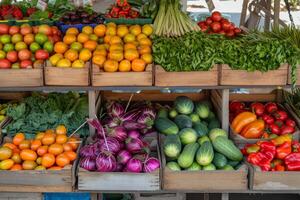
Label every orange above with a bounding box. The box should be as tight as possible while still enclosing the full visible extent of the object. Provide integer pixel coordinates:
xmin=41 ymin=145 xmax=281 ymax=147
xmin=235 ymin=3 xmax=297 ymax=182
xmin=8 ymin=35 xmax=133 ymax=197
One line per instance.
xmin=110 ymin=36 xmax=122 ymax=45
xmin=56 ymin=153 xmax=70 ymax=167
xmin=68 ymin=137 xmax=79 ymax=151
xmin=31 ymin=139 xmax=42 ymax=151
xmin=48 ymin=166 xmax=62 ymax=170
xmin=20 ymin=149 xmax=37 ymax=161
xmin=124 ymin=43 xmax=137 ymax=50
xmin=63 ymin=143 xmax=73 ymax=152
xmin=77 ymin=33 xmax=89 ymax=43
xmin=84 ymin=40 xmax=97 ymax=51
xmin=42 ymin=133 xmax=56 ymax=145
xmin=48 ymin=143 xmax=64 ymax=156
xmin=66 ymin=27 xmax=79 ymax=35
xmin=56 ymin=134 xmax=68 ymax=144
xmin=108 ymin=50 xmax=123 ymax=62
xmin=132 ymin=59 xmax=146 ymax=72
xmin=37 ymin=146 xmax=48 ymax=156
xmin=35 ymin=132 xmax=45 ymax=140
xmin=64 ymin=151 xmax=77 ymax=161
xmin=79 ymin=48 xmax=92 ymax=61
xmin=64 ymin=49 xmax=78 ymax=62
xmin=13 ymin=133 xmax=25 ymax=146
xmin=104 ymin=35 xmax=112 ymax=44
xmin=45 ymin=129 xmax=55 ymax=134
xmin=92 ymin=55 xmax=106 ymax=67
xmin=106 ymin=26 xmax=117 ymax=36
xmin=93 ymin=49 xmax=107 ymax=57
xmin=94 ymin=24 xmax=106 ymax=37
xmin=63 ymin=34 xmax=76 ymax=45
xmin=142 ymin=24 xmax=153 ymax=36
xmin=23 ymin=33 xmax=34 ymax=45
xmin=0 ymin=147 xmax=13 ymax=161
xmin=82 ymin=26 xmax=93 ymax=35
xmin=0 ymin=159 xmax=14 ymax=170
xmin=141 ymin=53 xmax=153 ymax=64
xmin=123 ymin=33 xmax=135 ymax=43
xmin=139 ymin=38 xmax=152 ymax=46
xmin=10 ymin=164 xmax=22 ymax=171
xmin=41 ymin=153 xmax=55 ymax=168
xmin=54 ymin=42 xmax=68 ymax=54
xmin=56 ymin=125 xmax=67 ymax=135
xmin=117 ymin=26 xmax=129 ymax=38
xmin=57 ymin=59 xmax=71 ymax=68
xmin=19 ymin=140 xmax=31 ymax=150
xmin=104 ymin=59 xmax=118 ymax=72
xmin=3 ymin=143 xmax=17 ymax=150
xmin=36 ymin=157 xmax=42 ymax=165
xmin=137 ymin=33 xmax=147 ymax=41
xmin=96 ymin=44 xmax=107 ymax=50
xmin=109 ymin=44 xmax=123 ymax=52
xmin=138 ymin=45 xmax=152 ymax=54
xmin=129 ymin=25 xmax=142 ymax=36
xmin=119 ymin=60 xmax=131 ymax=72
xmin=124 ymin=49 xmax=139 ymax=61
xmin=11 ymin=153 xmax=21 ymax=164
xmin=107 ymin=22 xmax=117 ymax=28
xmin=22 ymin=160 xmax=37 ymax=170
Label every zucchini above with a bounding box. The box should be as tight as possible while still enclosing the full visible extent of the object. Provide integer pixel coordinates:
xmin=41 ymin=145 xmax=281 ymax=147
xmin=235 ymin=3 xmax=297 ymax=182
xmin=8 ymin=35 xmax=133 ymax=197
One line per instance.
xmin=208 ymin=118 xmax=221 ymax=130
xmin=163 ymin=135 xmax=182 ymax=158
xmin=197 ymin=136 xmax=210 ymax=145
xmin=166 ymin=162 xmax=181 ymax=171
xmin=208 ymin=128 xmax=227 ymax=141
xmin=177 ymin=143 xmax=199 ymax=168
xmin=212 ymin=153 xmax=227 ymax=169
xmin=169 ymin=109 xmax=178 ymax=118
xmin=179 ymin=128 xmax=198 ymax=145
xmin=202 ymin=163 xmax=216 ymax=171
xmin=155 ymin=117 xmax=179 ymax=135
xmin=196 ymin=141 xmax=214 ymax=166
xmin=193 ymin=122 xmax=208 ymax=137
xmin=186 ymin=162 xmax=202 ymax=171
xmin=174 ymin=96 xmax=194 ymax=115
xmin=212 ymin=136 xmax=243 ymax=161
xmin=174 ymin=115 xmax=193 ymax=129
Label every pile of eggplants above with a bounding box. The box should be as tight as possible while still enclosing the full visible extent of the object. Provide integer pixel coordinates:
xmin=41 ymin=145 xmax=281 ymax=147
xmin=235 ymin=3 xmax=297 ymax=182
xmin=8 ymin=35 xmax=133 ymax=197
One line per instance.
xmin=80 ymin=101 xmax=160 ymax=173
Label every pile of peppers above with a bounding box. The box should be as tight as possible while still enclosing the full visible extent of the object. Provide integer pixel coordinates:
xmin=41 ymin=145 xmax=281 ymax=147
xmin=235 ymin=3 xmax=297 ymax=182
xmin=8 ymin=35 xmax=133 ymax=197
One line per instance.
xmin=243 ymin=134 xmax=300 ymax=171
xmin=106 ymin=0 xmax=140 ymax=19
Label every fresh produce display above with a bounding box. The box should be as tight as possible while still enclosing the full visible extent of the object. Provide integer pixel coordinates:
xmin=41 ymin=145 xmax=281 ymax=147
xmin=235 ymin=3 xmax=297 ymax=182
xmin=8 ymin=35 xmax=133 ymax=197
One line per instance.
xmin=197 ymin=11 xmax=241 ymax=37
xmin=4 ymin=92 xmax=88 ymax=137
xmin=91 ymin=23 xmax=153 ymax=72
xmin=80 ymin=101 xmax=160 ymax=172
xmin=153 ymin=0 xmax=200 ymax=37
xmin=0 ymin=103 xmax=10 ymax=123
xmin=230 ymin=101 xmax=297 ymax=139
xmin=106 ymin=0 xmax=140 ymax=19
xmin=284 ymin=88 xmax=300 ymax=118
xmin=153 ymin=31 xmax=299 ymax=74
xmin=140 ymin=0 xmax=159 ymax=19
xmin=0 ymin=24 xmax=61 ymax=69
xmin=60 ymin=8 xmax=105 ymax=25
xmin=243 ymin=135 xmax=300 ymax=171
xmin=0 ymin=125 xmax=79 ymax=170
xmin=156 ymin=96 xmax=243 ymax=171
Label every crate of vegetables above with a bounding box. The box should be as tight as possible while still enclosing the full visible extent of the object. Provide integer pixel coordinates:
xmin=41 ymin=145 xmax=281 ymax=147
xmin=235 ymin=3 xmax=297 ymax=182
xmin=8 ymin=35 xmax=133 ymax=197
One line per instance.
xmin=229 ymin=91 xmax=300 ymax=146
xmin=157 ymin=95 xmax=247 ymax=191
xmin=0 ymin=125 xmax=81 ymax=192
xmin=91 ymin=23 xmax=154 ymax=87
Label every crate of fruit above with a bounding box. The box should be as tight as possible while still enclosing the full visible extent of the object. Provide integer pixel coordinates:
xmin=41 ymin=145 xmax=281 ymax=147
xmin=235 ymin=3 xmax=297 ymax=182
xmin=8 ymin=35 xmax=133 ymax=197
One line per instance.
xmin=0 ymin=124 xmax=81 ymax=192
xmin=229 ymin=90 xmax=300 ymax=146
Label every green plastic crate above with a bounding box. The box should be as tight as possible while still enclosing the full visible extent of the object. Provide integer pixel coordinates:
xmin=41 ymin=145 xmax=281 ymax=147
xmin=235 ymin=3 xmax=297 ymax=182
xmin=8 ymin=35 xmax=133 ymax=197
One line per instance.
xmin=105 ymin=18 xmax=153 ymax=25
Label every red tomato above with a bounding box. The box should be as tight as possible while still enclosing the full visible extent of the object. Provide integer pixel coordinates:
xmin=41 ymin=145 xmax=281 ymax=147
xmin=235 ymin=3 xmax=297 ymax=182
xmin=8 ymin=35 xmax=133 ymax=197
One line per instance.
xmin=226 ymin=30 xmax=235 ymax=37
xmin=35 ymin=49 xmax=49 ymax=60
xmin=0 ymin=24 xmax=9 ymax=34
xmin=20 ymin=60 xmax=33 ymax=69
xmin=210 ymin=22 xmax=221 ymax=33
xmin=222 ymin=21 xmax=231 ymax=31
xmin=9 ymin=26 xmax=20 ymax=35
xmin=219 ymin=30 xmax=226 ymax=35
xmin=18 ymin=49 xmax=32 ymax=61
xmin=229 ymin=22 xmax=236 ymax=30
xmin=200 ymin=25 xmax=209 ymax=32
xmin=211 ymin=11 xmax=222 ymax=22
xmin=6 ymin=51 xmax=18 ymax=63
xmin=0 ymin=59 xmax=11 ymax=69
xmin=197 ymin=21 xmax=206 ymax=27
xmin=205 ymin=17 xmax=213 ymax=25
xmin=234 ymin=28 xmax=242 ymax=35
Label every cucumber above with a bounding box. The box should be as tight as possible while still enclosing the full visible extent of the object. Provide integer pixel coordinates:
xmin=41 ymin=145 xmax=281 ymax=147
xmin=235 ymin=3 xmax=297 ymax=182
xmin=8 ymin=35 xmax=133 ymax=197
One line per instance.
xmin=212 ymin=136 xmax=243 ymax=161
xmin=193 ymin=122 xmax=208 ymax=137
xmin=195 ymin=102 xmax=210 ymax=119
xmin=208 ymin=118 xmax=221 ymax=130
xmin=174 ymin=115 xmax=193 ymax=129
xmin=186 ymin=162 xmax=201 ymax=171
xmin=179 ymin=128 xmax=198 ymax=145
xmin=208 ymin=128 xmax=228 ymax=141
xmin=157 ymin=108 xmax=168 ymax=118
xmin=163 ymin=135 xmax=182 ymax=158
xmin=197 ymin=136 xmax=210 ymax=145
xmin=212 ymin=153 xmax=227 ymax=169
xmin=196 ymin=141 xmax=214 ymax=166
xmin=177 ymin=143 xmax=199 ymax=168
xmin=207 ymin=111 xmax=216 ymax=121
xmin=202 ymin=163 xmax=216 ymax=171
xmin=221 ymin=165 xmax=234 ymax=171
xmin=155 ymin=117 xmax=179 ymax=135
xmin=174 ymin=96 xmax=194 ymax=115
xmin=189 ymin=113 xmax=200 ymax=123
xmin=227 ymin=160 xmax=240 ymax=168
xmin=166 ymin=162 xmax=181 ymax=171
xmin=202 ymin=121 xmax=208 ymax=126
xmin=169 ymin=109 xmax=178 ymax=118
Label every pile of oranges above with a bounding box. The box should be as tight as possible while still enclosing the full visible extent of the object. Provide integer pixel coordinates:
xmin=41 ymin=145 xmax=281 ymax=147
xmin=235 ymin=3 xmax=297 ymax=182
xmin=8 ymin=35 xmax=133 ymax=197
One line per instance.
xmin=0 ymin=125 xmax=79 ymax=170
xmin=94 ymin=23 xmax=153 ymax=72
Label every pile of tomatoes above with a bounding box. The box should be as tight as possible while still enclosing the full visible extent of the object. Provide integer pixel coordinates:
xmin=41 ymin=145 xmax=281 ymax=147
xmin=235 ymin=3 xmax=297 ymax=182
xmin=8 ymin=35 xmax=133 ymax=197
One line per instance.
xmin=197 ymin=11 xmax=241 ymax=37
xmin=0 ymin=125 xmax=79 ymax=170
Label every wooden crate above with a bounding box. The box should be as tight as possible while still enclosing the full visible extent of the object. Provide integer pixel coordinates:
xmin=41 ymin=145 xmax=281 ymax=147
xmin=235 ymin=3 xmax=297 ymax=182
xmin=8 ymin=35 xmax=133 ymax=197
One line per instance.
xmin=288 ymin=65 xmax=300 ymax=85
xmin=92 ymin=64 xmax=153 ymax=86
xmin=45 ymin=61 xmax=90 ymax=86
xmin=229 ymin=90 xmax=300 ymax=145
xmin=0 ymin=66 xmax=43 ymax=87
xmin=134 ymin=193 xmax=186 ymax=200
xmin=249 ymin=165 xmax=300 ymax=190
xmin=154 ymin=65 xmax=218 ymax=87
xmin=220 ymin=64 xmax=288 ymax=86
xmin=0 ymin=193 xmax=42 ymax=200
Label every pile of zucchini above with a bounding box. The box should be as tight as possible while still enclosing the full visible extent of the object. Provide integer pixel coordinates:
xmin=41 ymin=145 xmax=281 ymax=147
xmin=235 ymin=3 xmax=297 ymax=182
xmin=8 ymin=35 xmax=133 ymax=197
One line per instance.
xmin=155 ymin=96 xmax=243 ymax=171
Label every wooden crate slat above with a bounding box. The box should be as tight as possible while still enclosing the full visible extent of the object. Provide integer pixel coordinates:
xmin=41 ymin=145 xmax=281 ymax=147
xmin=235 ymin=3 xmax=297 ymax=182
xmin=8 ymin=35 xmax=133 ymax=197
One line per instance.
xmin=0 ymin=69 xmax=43 ymax=87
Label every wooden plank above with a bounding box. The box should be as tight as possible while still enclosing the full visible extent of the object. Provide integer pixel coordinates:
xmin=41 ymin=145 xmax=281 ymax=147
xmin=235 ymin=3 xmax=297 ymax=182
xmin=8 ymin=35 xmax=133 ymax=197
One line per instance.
xmin=273 ymin=0 xmax=280 ymax=28
xmin=155 ymin=65 xmax=218 ymax=87
xmin=45 ymin=61 xmax=90 ymax=86
xmin=92 ymin=64 xmax=153 ymax=86
xmin=0 ymin=193 xmax=42 ymax=200
xmin=229 ymin=93 xmax=277 ymax=102
xmin=239 ymin=0 xmax=249 ymax=26
xmin=0 ymin=68 xmax=43 ymax=87
xmin=221 ymin=89 xmax=229 ymax=131
xmin=88 ymin=91 xmax=96 ymax=136
xmin=134 ymin=193 xmax=186 ymax=200
xmin=220 ymin=64 xmax=288 ymax=86
xmin=264 ymin=0 xmax=271 ymax=31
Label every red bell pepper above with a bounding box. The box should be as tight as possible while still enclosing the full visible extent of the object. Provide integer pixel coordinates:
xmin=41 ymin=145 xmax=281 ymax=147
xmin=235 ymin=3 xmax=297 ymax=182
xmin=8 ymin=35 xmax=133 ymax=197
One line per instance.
xmin=280 ymin=125 xmax=295 ymax=135
xmin=246 ymin=144 xmax=260 ymax=154
xmin=276 ymin=141 xmax=291 ymax=159
xmin=117 ymin=0 xmax=128 ymax=7
xmin=122 ymin=3 xmax=131 ymax=12
xmin=286 ymin=162 xmax=300 ymax=171
xmin=118 ymin=10 xmax=129 ymax=18
xmin=129 ymin=10 xmax=139 ymax=18
xmin=251 ymin=102 xmax=265 ymax=116
xmin=229 ymin=101 xmax=245 ymax=113
xmin=262 ymin=114 xmax=275 ymax=125
xmin=285 ymin=118 xmax=296 ymax=128
xmin=258 ymin=141 xmax=276 ymax=161
xmin=292 ymin=141 xmax=300 ymax=152
xmin=265 ymin=102 xmax=278 ymax=114
xmin=275 ymin=164 xmax=285 ymax=171
xmin=284 ymin=152 xmax=300 ymax=165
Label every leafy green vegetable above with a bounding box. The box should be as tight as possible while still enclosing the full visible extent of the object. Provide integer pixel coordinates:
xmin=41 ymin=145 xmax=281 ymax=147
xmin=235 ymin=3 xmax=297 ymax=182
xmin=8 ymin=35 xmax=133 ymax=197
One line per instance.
xmin=4 ymin=92 xmax=88 ymax=137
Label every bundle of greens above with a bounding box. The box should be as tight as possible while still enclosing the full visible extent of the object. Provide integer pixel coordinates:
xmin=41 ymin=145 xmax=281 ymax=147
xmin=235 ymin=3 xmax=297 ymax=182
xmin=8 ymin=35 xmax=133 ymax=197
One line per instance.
xmin=284 ymin=88 xmax=300 ymax=117
xmin=4 ymin=92 xmax=89 ymax=137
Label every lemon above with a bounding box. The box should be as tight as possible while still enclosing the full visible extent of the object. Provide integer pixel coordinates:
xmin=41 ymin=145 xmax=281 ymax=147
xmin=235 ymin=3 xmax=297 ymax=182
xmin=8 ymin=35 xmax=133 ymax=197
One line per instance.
xmin=142 ymin=24 xmax=153 ymax=36
xmin=49 ymin=53 xmax=63 ymax=66
xmin=72 ymin=60 xmax=85 ymax=68
xmin=56 ymin=59 xmax=71 ymax=68
xmin=124 ymin=33 xmax=136 ymax=43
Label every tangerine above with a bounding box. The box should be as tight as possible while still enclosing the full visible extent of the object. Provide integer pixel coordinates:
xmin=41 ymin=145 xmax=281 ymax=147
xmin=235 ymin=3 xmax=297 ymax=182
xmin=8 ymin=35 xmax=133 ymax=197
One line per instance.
xmin=104 ymin=59 xmax=118 ymax=72
xmin=66 ymin=27 xmax=79 ymax=35
xmin=94 ymin=24 xmax=106 ymax=37
xmin=20 ymin=149 xmax=37 ymax=161
xmin=31 ymin=139 xmax=42 ymax=151
xmin=124 ymin=49 xmax=139 ymax=61
xmin=119 ymin=60 xmax=131 ymax=72
xmin=64 ymin=49 xmax=78 ymax=62
xmin=56 ymin=153 xmax=70 ymax=167
xmin=41 ymin=153 xmax=55 ymax=168
xmin=77 ymin=33 xmax=89 ymax=43
xmin=132 ymin=59 xmax=146 ymax=72
xmin=48 ymin=143 xmax=64 ymax=156
xmin=84 ymin=40 xmax=97 ymax=51
xmin=54 ymin=42 xmax=68 ymax=54
xmin=92 ymin=55 xmax=106 ymax=67
xmin=22 ymin=160 xmax=37 ymax=170
xmin=37 ymin=146 xmax=48 ymax=157
xmin=56 ymin=125 xmax=67 ymax=135
xmin=13 ymin=133 xmax=25 ymax=146
xmin=56 ymin=134 xmax=68 ymax=144
xmin=63 ymin=34 xmax=76 ymax=45
xmin=79 ymin=48 xmax=92 ymax=61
